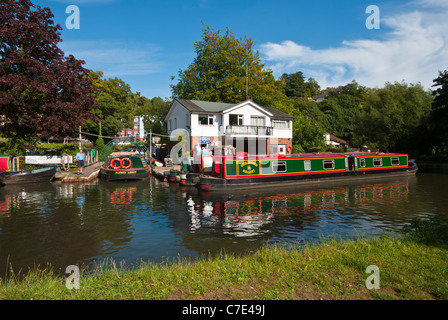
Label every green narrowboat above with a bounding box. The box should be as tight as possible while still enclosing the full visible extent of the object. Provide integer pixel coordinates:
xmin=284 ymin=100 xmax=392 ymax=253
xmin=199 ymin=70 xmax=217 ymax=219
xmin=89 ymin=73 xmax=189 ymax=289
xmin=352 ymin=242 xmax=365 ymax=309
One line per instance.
xmin=100 ymin=152 xmax=151 ymax=181
xmin=196 ymin=152 xmax=417 ymax=191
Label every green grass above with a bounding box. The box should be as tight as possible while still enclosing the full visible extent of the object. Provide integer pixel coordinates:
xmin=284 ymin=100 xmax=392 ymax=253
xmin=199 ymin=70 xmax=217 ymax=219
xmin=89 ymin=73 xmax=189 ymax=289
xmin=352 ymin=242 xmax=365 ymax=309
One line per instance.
xmin=1 ymin=217 xmax=448 ymax=300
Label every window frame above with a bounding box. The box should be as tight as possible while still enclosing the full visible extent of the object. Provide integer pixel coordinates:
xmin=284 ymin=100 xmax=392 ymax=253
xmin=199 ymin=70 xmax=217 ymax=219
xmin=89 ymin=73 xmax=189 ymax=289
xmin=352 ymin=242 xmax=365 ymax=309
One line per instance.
xmin=391 ymin=157 xmax=400 ymax=166
xmin=359 ymin=158 xmax=366 ymax=168
xmin=199 ymin=114 xmax=214 ymax=126
xmin=229 ymin=114 xmax=243 ymax=126
xmin=273 ymin=120 xmax=289 ymax=129
xmin=304 ymin=160 xmax=311 ymax=171
xmin=323 ymin=159 xmax=335 ymax=170
xmin=373 ymin=158 xmax=383 ymax=167
xmin=272 ymin=161 xmax=287 ymax=173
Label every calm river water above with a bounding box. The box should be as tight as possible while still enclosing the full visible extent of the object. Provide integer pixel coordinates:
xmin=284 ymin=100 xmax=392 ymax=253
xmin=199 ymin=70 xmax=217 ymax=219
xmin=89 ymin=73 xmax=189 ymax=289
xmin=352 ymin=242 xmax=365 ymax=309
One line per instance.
xmin=1 ymin=163 xmax=447 ymax=276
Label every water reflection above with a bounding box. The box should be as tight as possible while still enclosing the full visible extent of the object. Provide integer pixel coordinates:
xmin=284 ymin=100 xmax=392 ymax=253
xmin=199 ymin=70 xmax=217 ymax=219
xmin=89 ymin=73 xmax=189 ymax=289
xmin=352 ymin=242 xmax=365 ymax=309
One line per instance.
xmin=183 ymin=178 xmax=414 ymax=244
xmin=0 ymin=171 xmax=444 ymax=276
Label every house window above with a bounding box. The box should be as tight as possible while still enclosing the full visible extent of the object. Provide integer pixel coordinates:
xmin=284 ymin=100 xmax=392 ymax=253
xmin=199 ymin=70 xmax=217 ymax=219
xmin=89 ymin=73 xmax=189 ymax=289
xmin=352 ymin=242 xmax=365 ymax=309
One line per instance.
xmin=304 ymin=160 xmax=311 ymax=171
xmin=359 ymin=158 xmax=366 ymax=167
xmin=174 ymin=118 xmax=177 ymax=129
xmin=250 ymin=116 xmax=265 ymax=127
xmin=391 ymin=157 xmax=400 ymax=166
xmin=278 ymin=145 xmax=286 ymax=155
xmin=373 ymin=158 xmax=383 ymax=166
xmin=273 ymin=120 xmax=289 ymax=129
xmin=229 ymin=114 xmax=243 ymax=126
xmin=199 ymin=114 xmax=214 ymax=125
xmin=273 ymin=161 xmax=287 ymax=173
xmin=323 ymin=160 xmax=335 ymax=170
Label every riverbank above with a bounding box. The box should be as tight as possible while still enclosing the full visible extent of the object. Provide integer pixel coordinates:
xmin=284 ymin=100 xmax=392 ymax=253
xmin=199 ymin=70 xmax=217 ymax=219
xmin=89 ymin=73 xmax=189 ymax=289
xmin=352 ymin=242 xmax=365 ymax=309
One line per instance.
xmin=1 ymin=218 xmax=447 ymax=300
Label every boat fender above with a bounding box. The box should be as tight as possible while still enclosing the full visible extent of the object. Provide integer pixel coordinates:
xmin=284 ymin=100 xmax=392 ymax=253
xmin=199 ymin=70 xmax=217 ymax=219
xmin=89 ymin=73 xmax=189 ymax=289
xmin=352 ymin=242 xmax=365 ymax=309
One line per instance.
xmin=287 ymin=146 xmax=292 ymax=153
xmin=120 ymin=157 xmax=132 ymax=169
xmin=110 ymin=158 xmax=122 ymax=169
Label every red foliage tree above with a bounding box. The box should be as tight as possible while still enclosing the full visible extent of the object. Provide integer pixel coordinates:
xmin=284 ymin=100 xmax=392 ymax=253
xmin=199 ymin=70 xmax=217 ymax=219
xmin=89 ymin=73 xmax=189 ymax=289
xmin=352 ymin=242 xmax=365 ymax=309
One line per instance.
xmin=0 ymin=0 xmax=99 ymax=140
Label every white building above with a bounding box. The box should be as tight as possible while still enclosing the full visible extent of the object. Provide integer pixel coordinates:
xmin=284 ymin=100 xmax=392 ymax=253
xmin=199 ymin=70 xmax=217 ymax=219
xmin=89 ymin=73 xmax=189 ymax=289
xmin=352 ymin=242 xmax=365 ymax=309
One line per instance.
xmin=324 ymin=133 xmax=349 ymax=148
xmin=164 ymin=98 xmax=294 ymax=155
xmin=117 ymin=116 xmax=146 ymax=141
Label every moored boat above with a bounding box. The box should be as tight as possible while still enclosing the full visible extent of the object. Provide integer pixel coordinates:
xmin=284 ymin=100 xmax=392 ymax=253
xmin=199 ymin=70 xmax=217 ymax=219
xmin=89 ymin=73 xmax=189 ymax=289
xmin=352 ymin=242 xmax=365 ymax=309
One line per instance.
xmin=100 ymin=152 xmax=151 ymax=181
xmin=0 ymin=166 xmax=57 ymax=185
xmin=196 ymin=152 xmax=418 ymax=191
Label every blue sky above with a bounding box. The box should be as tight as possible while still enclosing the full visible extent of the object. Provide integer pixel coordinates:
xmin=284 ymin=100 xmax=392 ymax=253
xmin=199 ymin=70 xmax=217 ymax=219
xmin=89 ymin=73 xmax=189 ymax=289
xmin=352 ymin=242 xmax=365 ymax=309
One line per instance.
xmin=33 ymin=0 xmax=448 ymax=99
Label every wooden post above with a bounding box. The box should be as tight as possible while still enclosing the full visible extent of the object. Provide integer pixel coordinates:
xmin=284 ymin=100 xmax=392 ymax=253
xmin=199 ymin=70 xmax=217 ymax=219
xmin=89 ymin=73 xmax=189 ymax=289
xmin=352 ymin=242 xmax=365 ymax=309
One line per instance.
xmin=149 ymin=129 xmax=152 ymax=161
xmin=78 ymin=126 xmax=82 ymax=150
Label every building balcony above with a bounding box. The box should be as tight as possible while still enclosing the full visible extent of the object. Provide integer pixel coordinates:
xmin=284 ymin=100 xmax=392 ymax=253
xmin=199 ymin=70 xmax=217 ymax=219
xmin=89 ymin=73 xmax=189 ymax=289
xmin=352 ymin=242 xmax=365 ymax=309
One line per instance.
xmin=226 ymin=125 xmax=273 ymax=136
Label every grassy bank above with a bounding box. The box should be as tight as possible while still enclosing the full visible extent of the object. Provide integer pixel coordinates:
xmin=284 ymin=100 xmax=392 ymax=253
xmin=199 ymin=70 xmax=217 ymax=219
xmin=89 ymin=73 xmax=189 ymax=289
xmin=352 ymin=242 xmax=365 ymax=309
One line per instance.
xmin=1 ymin=218 xmax=447 ymax=300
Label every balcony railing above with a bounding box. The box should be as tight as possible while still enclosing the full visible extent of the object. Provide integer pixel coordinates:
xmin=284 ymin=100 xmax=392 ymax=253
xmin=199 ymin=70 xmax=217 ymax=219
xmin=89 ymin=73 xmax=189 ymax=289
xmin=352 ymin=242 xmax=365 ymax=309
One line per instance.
xmin=226 ymin=125 xmax=273 ymax=136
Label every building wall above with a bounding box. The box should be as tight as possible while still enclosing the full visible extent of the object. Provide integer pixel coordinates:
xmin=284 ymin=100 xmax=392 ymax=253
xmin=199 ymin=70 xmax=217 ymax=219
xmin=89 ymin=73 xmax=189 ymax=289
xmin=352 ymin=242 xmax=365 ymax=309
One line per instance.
xmin=190 ymin=113 xmax=222 ymax=138
xmin=166 ymin=101 xmax=294 ymax=155
xmin=223 ymin=104 xmax=272 ymax=127
xmin=167 ymin=102 xmax=190 ymax=135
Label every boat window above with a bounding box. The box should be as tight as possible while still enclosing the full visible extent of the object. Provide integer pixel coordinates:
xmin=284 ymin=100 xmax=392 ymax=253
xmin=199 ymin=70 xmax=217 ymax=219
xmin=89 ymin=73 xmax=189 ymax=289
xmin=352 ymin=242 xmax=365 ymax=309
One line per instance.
xmin=273 ymin=161 xmax=286 ymax=173
xmin=391 ymin=157 xmax=400 ymax=165
xmin=359 ymin=158 xmax=366 ymax=167
xmin=323 ymin=160 xmax=335 ymax=170
xmin=373 ymin=158 xmax=382 ymax=166
xmin=304 ymin=160 xmax=311 ymax=171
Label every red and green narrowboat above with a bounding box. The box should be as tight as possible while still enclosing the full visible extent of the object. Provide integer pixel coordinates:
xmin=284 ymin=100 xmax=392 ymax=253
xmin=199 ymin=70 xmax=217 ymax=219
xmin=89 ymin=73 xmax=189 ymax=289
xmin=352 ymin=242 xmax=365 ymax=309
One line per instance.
xmin=100 ymin=151 xmax=151 ymax=181
xmin=196 ymin=152 xmax=417 ymax=191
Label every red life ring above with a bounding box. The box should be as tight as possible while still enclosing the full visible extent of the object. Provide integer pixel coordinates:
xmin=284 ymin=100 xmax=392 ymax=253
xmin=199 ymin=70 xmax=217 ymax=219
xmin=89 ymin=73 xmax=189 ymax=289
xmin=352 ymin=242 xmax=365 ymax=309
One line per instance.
xmin=120 ymin=157 xmax=132 ymax=169
xmin=286 ymin=146 xmax=292 ymax=153
xmin=110 ymin=158 xmax=121 ymax=169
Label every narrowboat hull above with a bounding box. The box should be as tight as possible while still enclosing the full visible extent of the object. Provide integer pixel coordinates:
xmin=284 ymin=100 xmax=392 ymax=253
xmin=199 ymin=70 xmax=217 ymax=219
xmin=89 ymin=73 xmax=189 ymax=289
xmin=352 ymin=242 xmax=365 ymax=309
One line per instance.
xmin=100 ymin=154 xmax=151 ymax=181
xmin=0 ymin=166 xmax=57 ymax=185
xmin=99 ymin=167 xmax=151 ymax=181
xmin=196 ymin=153 xmax=418 ymax=191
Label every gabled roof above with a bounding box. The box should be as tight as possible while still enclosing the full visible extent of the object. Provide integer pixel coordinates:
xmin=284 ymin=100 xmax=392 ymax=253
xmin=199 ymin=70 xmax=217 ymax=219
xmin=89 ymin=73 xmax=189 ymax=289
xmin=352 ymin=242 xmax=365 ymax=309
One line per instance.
xmin=326 ymin=133 xmax=349 ymax=145
xmin=169 ymin=99 xmax=294 ymax=120
xmin=176 ymin=99 xmax=236 ymax=113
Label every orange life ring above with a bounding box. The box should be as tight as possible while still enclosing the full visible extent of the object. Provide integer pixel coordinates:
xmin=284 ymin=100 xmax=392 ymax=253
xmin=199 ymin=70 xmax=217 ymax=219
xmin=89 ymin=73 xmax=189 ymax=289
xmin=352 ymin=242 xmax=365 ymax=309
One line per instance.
xmin=120 ymin=157 xmax=132 ymax=169
xmin=110 ymin=158 xmax=121 ymax=169
xmin=286 ymin=146 xmax=292 ymax=153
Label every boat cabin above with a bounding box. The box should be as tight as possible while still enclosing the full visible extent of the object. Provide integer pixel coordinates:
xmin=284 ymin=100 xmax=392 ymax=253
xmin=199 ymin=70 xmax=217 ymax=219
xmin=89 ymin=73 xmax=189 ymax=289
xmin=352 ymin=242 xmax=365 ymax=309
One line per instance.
xmin=0 ymin=155 xmax=20 ymax=173
xmin=195 ymin=152 xmax=409 ymax=179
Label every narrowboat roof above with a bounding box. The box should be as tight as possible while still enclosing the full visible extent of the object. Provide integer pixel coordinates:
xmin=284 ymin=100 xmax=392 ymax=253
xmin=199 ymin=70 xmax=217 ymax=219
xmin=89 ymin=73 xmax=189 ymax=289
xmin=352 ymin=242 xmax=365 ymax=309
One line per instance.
xmin=228 ymin=152 xmax=408 ymax=159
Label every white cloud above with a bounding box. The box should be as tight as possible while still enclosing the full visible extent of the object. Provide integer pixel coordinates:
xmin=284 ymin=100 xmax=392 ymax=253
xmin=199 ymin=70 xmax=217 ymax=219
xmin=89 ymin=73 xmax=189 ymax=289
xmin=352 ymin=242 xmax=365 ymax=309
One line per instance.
xmin=260 ymin=3 xmax=448 ymax=90
xmin=60 ymin=41 xmax=164 ymax=77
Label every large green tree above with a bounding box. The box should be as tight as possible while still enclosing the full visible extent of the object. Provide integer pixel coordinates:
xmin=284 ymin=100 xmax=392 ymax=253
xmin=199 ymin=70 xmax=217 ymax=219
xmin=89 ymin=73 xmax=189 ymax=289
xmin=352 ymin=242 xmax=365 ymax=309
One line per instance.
xmin=134 ymin=96 xmax=171 ymax=137
xmin=428 ymin=69 xmax=448 ymax=154
xmin=171 ymin=24 xmax=288 ymax=109
xmin=281 ymin=71 xmax=320 ymax=98
xmin=85 ymin=71 xmax=136 ymax=138
xmin=354 ymin=81 xmax=432 ymax=152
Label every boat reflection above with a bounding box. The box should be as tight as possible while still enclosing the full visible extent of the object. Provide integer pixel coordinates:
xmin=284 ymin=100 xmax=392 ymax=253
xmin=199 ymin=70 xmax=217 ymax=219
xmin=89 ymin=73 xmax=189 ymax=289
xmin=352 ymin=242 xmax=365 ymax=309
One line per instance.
xmin=185 ymin=176 xmax=413 ymax=238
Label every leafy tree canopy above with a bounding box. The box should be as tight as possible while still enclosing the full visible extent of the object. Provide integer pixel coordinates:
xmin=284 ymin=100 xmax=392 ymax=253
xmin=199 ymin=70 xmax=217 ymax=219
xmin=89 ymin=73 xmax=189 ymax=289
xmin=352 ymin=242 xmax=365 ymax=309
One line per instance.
xmin=281 ymin=72 xmax=320 ymax=98
xmin=171 ymin=24 xmax=289 ymax=109
xmin=0 ymin=0 xmax=98 ymax=142
xmin=427 ymin=69 xmax=448 ymax=154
